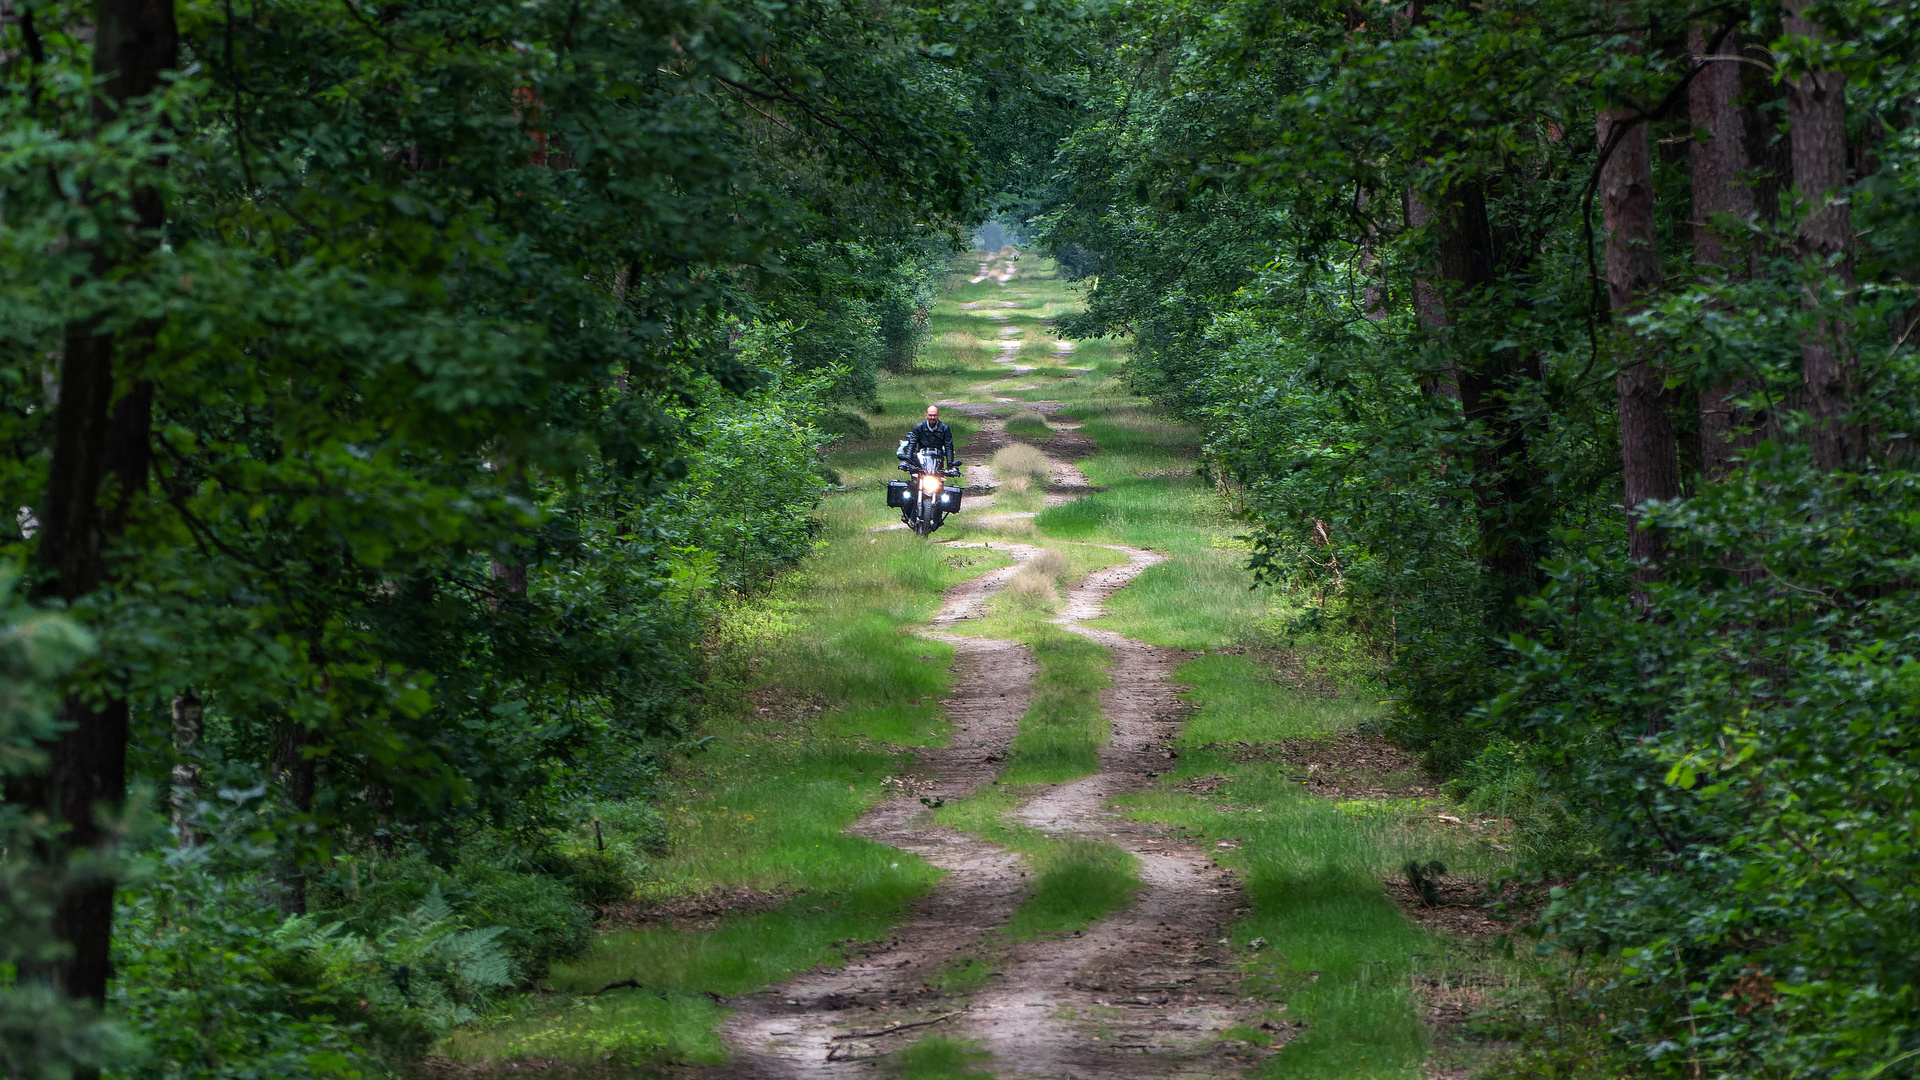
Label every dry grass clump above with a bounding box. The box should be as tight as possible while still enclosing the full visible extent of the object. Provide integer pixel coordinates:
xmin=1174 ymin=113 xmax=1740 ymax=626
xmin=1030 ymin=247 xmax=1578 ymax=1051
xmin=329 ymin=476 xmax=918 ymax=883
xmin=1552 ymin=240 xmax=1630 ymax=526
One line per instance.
xmin=1006 ymin=546 xmax=1072 ymax=606
xmin=1007 ymin=570 xmax=1058 ymax=604
xmin=992 ymin=444 xmax=1052 ymax=494
xmin=1026 ymin=547 xmax=1071 ymax=578
xmin=986 ymin=516 xmax=1037 ymax=536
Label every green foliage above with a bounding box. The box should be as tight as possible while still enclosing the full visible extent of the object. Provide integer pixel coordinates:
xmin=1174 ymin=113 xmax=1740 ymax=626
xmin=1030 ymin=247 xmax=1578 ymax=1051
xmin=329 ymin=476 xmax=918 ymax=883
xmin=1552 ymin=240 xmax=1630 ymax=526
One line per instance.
xmin=115 ymin=845 xmax=523 ymax=1076
xmin=892 ymin=1036 xmax=997 ymax=1080
xmin=1 ymin=0 xmax=1074 ymax=1070
xmin=1441 ymin=738 xmax=1597 ymax=872
xmin=1034 ymin=0 xmax=1920 ymax=1071
xmin=310 ymin=851 xmax=592 ymax=985
xmin=0 ymin=571 xmax=127 ymax=1078
xmin=1486 ymin=453 xmax=1920 ymax=1076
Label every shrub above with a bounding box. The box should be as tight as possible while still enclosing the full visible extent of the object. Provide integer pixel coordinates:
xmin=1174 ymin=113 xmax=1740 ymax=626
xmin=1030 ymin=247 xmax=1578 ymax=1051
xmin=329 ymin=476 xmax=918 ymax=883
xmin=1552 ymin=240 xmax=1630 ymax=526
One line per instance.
xmin=314 ymin=848 xmax=591 ymax=984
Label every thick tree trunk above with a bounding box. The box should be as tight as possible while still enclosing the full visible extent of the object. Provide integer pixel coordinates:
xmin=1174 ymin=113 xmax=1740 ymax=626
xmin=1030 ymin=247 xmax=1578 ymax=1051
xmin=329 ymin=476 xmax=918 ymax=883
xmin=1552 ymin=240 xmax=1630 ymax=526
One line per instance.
xmin=1410 ymin=180 xmax=1545 ymax=615
xmin=1689 ymin=29 xmax=1763 ymax=480
xmin=1356 ymin=187 xmax=1389 ymax=322
xmin=1687 ymin=30 xmax=1755 ymax=273
xmin=10 ymin=0 xmax=177 ymax=1014
xmin=1438 ymin=184 xmax=1544 ymax=616
xmin=1600 ymin=103 xmax=1680 ymax=573
xmin=1404 ymin=189 xmax=1458 ymax=400
xmin=1599 ymin=101 xmax=1679 ymax=575
xmin=1784 ymin=1 xmax=1858 ymax=471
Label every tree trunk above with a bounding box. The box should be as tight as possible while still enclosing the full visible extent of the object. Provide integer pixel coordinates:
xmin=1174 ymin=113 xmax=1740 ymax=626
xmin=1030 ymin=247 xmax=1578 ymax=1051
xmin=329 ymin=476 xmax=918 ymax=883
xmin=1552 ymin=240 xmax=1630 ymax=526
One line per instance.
xmin=491 ymin=558 xmax=529 ymax=610
xmin=1784 ymin=1 xmax=1858 ymax=471
xmin=273 ymin=721 xmax=317 ymax=916
xmin=1356 ymin=187 xmax=1389 ymax=323
xmin=1404 ymin=189 xmax=1458 ymax=400
xmin=9 ymin=0 xmax=177 ymax=1013
xmin=1436 ymin=183 xmax=1545 ymax=617
xmin=169 ymin=691 xmax=203 ymax=845
xmin=1689 ymin=28 xmax=1763 ymax=481
xmin=1599 ymin=101 xmax=1680 ymax=574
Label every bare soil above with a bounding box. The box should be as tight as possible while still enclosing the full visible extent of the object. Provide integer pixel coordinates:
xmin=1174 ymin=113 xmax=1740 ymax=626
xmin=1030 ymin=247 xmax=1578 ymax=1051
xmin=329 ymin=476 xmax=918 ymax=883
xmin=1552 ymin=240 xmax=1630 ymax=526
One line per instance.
xmin=688 ymin=443 xmax=1261 ymax=1078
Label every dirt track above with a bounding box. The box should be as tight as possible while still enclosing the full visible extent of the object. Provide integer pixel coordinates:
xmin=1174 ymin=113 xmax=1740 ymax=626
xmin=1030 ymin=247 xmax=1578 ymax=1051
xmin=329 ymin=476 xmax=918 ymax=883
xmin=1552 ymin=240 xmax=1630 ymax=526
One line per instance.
xmin=703 ymin=399 xmax=1257 ymax=1077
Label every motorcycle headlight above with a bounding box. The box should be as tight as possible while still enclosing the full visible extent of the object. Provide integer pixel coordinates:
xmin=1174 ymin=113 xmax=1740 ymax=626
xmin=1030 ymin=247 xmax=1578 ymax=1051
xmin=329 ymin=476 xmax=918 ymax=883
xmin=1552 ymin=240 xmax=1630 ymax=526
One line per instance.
xmin=920 ymin=475 xmax=941 ymax=493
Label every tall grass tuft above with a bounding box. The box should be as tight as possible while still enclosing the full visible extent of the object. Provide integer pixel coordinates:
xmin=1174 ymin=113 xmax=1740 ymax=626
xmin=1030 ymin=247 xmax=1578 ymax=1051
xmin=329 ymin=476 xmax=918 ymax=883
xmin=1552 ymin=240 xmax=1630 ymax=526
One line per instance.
xmin=991 ymin=443 xmax=1052 ymax=489
xmin=1005 ymin=547 xmax=1072 ymax=607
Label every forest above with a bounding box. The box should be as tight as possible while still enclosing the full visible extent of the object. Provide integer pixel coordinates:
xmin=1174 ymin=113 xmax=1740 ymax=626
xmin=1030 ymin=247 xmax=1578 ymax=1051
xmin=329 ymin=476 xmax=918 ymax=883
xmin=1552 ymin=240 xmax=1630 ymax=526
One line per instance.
xmin=1 ymin=0 xmax=1916 ymax=1076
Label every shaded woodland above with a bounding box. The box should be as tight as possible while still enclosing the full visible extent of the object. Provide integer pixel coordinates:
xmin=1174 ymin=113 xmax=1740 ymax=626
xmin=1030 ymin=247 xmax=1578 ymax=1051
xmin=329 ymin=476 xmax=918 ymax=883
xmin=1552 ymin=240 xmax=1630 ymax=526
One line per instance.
xmin=2 ymin=0 xmax=1918 ymax=1075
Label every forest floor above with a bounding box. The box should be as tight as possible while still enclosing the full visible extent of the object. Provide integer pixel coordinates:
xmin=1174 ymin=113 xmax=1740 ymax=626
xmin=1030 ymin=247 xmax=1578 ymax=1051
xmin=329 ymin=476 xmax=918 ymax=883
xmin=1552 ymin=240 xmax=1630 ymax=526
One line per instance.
xmin=430 ymin=256 xmax=1532 ymax=1080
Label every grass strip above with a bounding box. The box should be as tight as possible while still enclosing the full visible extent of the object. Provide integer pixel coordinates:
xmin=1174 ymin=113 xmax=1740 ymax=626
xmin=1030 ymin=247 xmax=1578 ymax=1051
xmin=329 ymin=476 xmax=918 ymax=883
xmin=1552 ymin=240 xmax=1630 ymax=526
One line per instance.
xmin=893 ymin=1036 xmax=997 ymax=1080
xmin=1118 ymin=760 xmax=1434 ymax=1080
xmin=935 ymin=784 xmax=1139 ymax=940
xmin=1172 ymin=653 xmax=1382 ymax=744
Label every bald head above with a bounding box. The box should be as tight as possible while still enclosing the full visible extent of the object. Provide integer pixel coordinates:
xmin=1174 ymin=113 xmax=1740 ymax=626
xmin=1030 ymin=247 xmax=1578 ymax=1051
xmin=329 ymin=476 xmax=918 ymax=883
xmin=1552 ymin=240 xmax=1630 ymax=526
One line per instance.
xmin=926 ymin=406 xmax=940 ymax=422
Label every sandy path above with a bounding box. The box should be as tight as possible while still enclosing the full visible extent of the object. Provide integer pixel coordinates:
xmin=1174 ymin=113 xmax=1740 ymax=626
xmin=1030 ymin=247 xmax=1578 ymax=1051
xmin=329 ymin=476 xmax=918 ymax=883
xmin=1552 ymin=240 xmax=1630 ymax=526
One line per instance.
xmin=706 ymin=538 xmax=1251 ymax=1080
xmin=712 ymin=545 xmax=1043 ymax=1077
xmin=941 ymin=548 xmax=1253 ymax=1079
xmin=704 ymin=283 xmax=1252 ymax=1080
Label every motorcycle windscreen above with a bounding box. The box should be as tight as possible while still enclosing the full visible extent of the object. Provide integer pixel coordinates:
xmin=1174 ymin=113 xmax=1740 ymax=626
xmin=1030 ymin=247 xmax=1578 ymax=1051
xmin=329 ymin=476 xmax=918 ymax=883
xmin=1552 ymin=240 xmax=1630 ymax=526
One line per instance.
xmin=886 ymin=481 xmax=910 ymax=508
xmin=935 ymin=486 xmax=964 ymax=512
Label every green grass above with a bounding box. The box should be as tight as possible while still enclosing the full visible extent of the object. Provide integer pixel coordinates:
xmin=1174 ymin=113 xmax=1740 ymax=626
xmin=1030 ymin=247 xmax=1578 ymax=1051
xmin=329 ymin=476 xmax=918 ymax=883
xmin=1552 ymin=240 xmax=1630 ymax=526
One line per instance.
xmin=893 ymin=1036 xmax=996 ymax=1080
xmin=1119 ymin=765 xmax=1437 ymax=1079
xmin=445 ymin=253 xmax=1495 ymax=1077
xmin=731 ymin=511 xmax=1014 ymax=747
xmin=551 ymin=873 xmax=931 ymax=997
xmin=1008 ymin=839 xmax=1138 ymax=939
xmin=1090 ymin=540 xmax=1279 ymax=650
xmin=933 ymin=954 xmax=995 ymax=994
xmin=1003 ymin=416 xmax=1051 ymax=438
xmin=1003 ymin=624 xmax=1109 ymax=782
xmin=935 ymin=785 xmax=1140 ymax=940
xmin=1174 ymin=653 xmax=1381 ymax=745
xmin=443 ymin=989 xmax=728 ymax=1068
xmin=442 ymin=490 xmax=1011 ymax=1069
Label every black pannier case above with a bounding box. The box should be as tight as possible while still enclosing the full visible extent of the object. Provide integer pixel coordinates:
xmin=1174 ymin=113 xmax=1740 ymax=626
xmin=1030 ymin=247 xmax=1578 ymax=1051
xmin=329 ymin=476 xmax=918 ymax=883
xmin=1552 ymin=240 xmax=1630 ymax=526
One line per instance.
xmin=886 ymin=481 xmax=911 ymax=508
xmin=936 ymin=486 xmax=964 ymax=512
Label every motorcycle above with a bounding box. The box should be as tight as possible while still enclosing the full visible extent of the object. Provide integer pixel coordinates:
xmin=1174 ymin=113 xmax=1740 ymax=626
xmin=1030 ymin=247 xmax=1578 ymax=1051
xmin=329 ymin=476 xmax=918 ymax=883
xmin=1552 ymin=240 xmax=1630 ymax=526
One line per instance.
xmin=888 ymin=446 xmax=965 ymax=536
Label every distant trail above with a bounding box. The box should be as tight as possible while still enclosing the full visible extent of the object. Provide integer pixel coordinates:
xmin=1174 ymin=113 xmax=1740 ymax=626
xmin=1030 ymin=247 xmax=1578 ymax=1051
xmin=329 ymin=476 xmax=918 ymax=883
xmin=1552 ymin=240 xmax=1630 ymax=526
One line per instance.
xmin=704 ymin=273 xmax=1254 ymax=1080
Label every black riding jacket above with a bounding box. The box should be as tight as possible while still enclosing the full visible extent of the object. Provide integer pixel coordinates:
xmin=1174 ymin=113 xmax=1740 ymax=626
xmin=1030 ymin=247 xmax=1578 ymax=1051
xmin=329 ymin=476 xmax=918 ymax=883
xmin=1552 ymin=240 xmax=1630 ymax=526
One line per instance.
xmin=903 ymin=419 xmax=957 ymax=466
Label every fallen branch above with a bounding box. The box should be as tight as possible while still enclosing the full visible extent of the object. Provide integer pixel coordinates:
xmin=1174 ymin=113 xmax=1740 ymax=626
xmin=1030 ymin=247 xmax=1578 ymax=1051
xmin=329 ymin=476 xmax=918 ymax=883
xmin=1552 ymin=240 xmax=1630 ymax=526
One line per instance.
xmin=830 ymin=1012 xmax=960 ymax=1040
xmin=591 ymin=979 xmax=725 ymax=1002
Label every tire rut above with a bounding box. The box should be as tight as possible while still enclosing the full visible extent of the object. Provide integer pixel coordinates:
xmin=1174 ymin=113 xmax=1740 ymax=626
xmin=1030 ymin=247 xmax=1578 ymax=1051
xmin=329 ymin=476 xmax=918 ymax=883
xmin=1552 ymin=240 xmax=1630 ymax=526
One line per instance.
xmin=946 ymin=549 xmax=1255 ymax=1080
xmin=705 ymin=546 xmax=1041 ymax=1079
xmin=702 ymin=296 xmax=1255 ymax=1078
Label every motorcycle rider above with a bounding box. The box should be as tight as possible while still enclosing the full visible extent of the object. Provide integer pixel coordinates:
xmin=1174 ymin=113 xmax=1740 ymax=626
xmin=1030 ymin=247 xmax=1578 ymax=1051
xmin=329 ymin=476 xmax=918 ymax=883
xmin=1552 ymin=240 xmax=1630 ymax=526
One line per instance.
xmin=899 ymin=406 xmax=960 ymax=524
xmin=902 ymin=405 xmax=960 ymax=467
